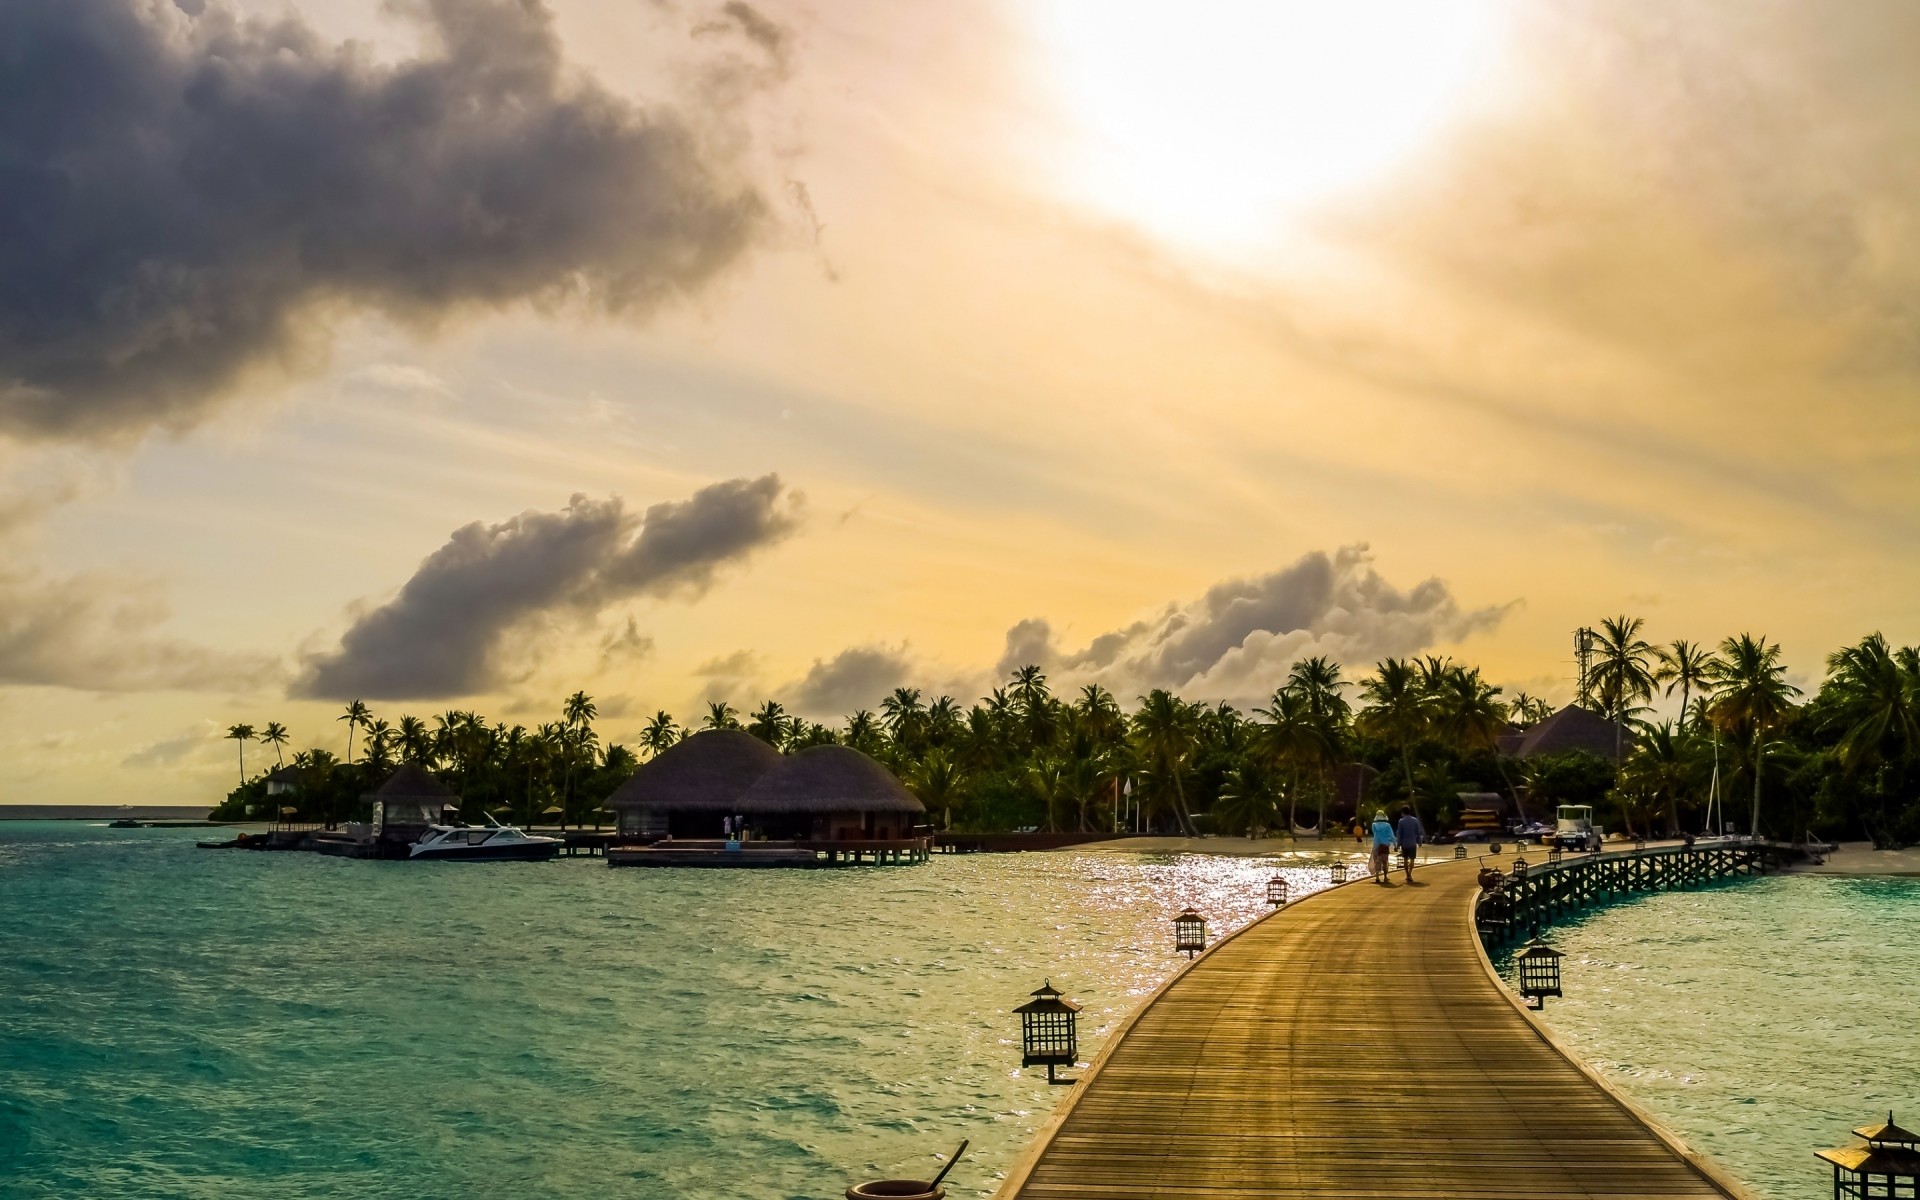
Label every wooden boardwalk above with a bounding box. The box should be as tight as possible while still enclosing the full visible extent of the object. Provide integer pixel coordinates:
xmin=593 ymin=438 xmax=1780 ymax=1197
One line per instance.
xmin=999 ymin=857 xmax=1745 ymax=1200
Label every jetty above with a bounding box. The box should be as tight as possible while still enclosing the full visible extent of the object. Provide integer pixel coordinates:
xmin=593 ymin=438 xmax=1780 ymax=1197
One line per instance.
xmin=999 ymin=850 xmax=1765 ymax=1200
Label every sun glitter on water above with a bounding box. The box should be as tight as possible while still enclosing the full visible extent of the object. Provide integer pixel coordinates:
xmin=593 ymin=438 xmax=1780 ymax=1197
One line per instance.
xmin=1036 ymin=0 xmax=1503 ymax=255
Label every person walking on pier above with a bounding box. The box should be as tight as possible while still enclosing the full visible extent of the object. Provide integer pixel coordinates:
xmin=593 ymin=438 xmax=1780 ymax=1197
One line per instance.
xmin=1369 ymin=809 xmax=1394 ymax=884
xmin=1396 ymin=805 xmax=1425 ymax=883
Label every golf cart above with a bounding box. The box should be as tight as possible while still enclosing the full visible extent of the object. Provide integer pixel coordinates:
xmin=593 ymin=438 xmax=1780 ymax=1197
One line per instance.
xmin=1554 ymin=804 xmax=1603 ymax=852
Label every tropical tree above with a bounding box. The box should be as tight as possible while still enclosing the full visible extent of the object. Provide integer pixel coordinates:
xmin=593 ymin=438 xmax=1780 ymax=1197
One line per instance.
xmin=747 ymin=700 xmax=790 ymax=748
xmin=1817 ymin=633 xmax=1920 ymax=845
xmin=640 ymin=711 xmax=681 ymax=757
xmin=702 ymin=702 xmax=740 ymax=731
xmin=1655 ymin=639 xmax=1721 ymax=733
xmin=1430 ymin=664 xmax=1525 ymax=822
xmin=1707 ymin=633 xmax=1801 ymax=838
xmin=1357 ymin=658 xmax=1430 ymax=820
xmin=1215 ymin=757 xmax=1280 ymax=837
xmin=396 ymin=715 xmax=432 ymax=764
xmin=1587 ymin=616 xmax=1658 ymax=727
xmin=258 ymin=721 xmax=289 ymax=769
xmin=1130 ymin=689 xmax=1200 ymax=837
xmin=225 ymin=723 xmax=256 ymax=785
xmin=338 ymin=700 xmax=371 ymax=764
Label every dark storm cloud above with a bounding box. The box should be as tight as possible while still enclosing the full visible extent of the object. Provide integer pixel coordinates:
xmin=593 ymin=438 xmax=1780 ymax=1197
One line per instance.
xmin=0 ymin=0 xmax=779 ymax=441
xmin=0 ymin=569 xmax=276 ymax=692
xmin=294 ymin=475 xmax=801 ymax=700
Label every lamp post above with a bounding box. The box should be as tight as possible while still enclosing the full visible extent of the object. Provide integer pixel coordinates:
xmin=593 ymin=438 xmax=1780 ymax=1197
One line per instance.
xmin=1817 ymin=1112 xmax=1920 ymax=1200
xmin=1265 ymin=875 xmax=1289 ymax=907
xmin=1173 ymin=907 xmax=1207 ymax=958
xmin=1512 ymin=855 xmax=1530 ymax=881
xmin=1329 ymin=861 xmax=1349 ymax=885
xmin=1455 ymin=844 xmax=1468 ymax=859
xmin=1014 ymin=981 xmax=1081 ymax=1085
xmin=1547 ymin=847 xmax=1563 ymax=866
xmin=1516 ymin=939 xmax=1563 ymax=1009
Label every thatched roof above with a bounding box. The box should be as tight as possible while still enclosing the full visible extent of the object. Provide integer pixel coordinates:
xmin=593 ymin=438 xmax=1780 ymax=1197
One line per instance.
xmin=363 ymin=763 xmax=456 ymax=802
xmin=1513 ymin=705 xmax=1633 ymax=761
xmin=734 ymin=745 xmax=926 ymax=815
xmin=605 ymin=729 xmax=781 ymax=812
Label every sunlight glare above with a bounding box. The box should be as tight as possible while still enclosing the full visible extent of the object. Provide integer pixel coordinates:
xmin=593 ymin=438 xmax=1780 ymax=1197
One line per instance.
xmin=1038 ymin=0 xmax=1501 ymax=254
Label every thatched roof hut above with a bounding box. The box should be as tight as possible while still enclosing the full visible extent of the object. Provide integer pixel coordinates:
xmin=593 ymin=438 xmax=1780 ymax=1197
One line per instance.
xmin=606 ymin=730 xmax=782 ymax=813
xmin=1513 ymin=705 xmax=1634 ymax=761
xmin=364 ymin=763 xmax=458 ymax=839
xmin=733 ymin=745 xmax=925 ymax=818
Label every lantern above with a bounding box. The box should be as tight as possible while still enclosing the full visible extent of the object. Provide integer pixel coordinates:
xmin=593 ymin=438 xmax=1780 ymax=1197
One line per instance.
xmin=1475 ymin=888 xmax=1512 ymax=939
xmin=1818 ymin=1112 xmax=1920 ymax=1200
xmin=1512 ymin=855 xmax=1530 ymax=881
xmin=1329 ymin=861 xmax=1349 ymax=885
xmin=1265 ymin=876 xmax=1289 ymax=907
xmin=1516 ymin=939 xmax=1563 ymax=1008
xmin=1454 ymin=844 xmax=1468 ymax=859
xmin=1173 ymin=907 xmax=1207 ymax=958
xmin=1014 ymin=980 xmax=1081 ymax=1085
xmin=1547 ymin=847 xmax=1563 ymax=866
xmin=1635 ymin=837 xmax=1648 ymax=852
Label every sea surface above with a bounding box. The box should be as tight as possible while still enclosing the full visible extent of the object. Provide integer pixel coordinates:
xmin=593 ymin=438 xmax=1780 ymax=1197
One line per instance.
xmin=0 ymin=823 xmax=1334 ymax=1199
xmin=1 ymin=824 xmax=1912 ymax=1200
xmin=1510 ymin=871 xmax=1920 ymax=1200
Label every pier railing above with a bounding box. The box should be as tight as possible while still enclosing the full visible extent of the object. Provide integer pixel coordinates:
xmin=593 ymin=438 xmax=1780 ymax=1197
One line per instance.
xmin=1475 ymin=842 xmax=1791 ymax=949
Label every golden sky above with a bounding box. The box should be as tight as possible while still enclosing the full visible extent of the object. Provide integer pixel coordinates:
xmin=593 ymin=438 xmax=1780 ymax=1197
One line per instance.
xmin=3 ymin=0 xmax=1917 ymax=803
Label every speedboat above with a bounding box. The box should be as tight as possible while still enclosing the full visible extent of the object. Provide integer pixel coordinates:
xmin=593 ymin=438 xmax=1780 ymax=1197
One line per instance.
xmin=409 ymin=819 xmax=561 ymax=862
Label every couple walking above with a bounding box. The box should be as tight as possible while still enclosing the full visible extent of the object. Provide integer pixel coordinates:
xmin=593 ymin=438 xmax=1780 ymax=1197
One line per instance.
xmin=1368 ymin=806 xmax=1423 ymax=885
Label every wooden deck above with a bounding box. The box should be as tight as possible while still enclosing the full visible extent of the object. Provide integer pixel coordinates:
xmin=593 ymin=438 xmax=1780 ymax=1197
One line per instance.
xmin=999 ymin=857 xmax=1747 ymax=1200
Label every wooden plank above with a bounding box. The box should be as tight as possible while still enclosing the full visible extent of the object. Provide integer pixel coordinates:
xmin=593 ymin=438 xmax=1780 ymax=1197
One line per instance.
xmin=997 ymin=859 xmax=1751 ymax=1200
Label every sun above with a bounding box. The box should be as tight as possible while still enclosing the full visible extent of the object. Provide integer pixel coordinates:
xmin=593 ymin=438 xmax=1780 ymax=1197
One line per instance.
xmin=1035 ymin=0 xmax=1502 ymax=254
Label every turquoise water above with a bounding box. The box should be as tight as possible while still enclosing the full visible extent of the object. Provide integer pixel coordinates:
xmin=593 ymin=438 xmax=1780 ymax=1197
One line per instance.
xmin=1514 ymin=873 xmax=1920 ymax=1200
xmin=6 ymin=826 xmax=1912 ymax=1200
xmin=0 ymin=824 xmax=1341 ymax=1199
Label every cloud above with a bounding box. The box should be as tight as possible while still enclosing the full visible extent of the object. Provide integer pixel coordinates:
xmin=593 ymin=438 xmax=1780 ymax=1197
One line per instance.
xmin=1004 ymin=546 xmax=1510 ymax=703
xmin=598 ymin=618 xmax=656 ymax=669
xmin=787 ymin=645 xmax=915 ymax=717
xmin=1000 ymin=546 xmax=1511 ymax=704
xmin=122 ymin=720 xmax=224 ymax=769
xmin=294 ymin=474 xmax=801 ymax=700
xmin=0 ymin=0 xmax=782 ymax=442
xmin=0 ymin=571 xmax=276 ymax=692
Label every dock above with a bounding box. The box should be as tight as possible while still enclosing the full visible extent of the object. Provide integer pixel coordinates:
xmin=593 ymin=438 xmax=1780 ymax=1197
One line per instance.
xmin=998 ymin=855 xmax=1749 ymax=1200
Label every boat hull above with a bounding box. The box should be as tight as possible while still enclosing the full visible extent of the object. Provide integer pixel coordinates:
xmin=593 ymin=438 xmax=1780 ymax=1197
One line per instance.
xmin=410 ymin=842 xmax=561 ymax=863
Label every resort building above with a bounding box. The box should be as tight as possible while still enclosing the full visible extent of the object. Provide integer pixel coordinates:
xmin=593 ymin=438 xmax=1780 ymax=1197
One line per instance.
xmin=1511 ymin=705 xmax=1636 ymax=761
xmin=605 ymin=733 xmax=930 ymax=867
xmin=605 ymin=729 xmax=783 ymax=839
xmin=365 ymin=763 xmax=459 ymax=846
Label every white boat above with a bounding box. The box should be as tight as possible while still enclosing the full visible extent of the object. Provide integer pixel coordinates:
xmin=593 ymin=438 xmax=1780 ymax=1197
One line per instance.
xmin=409 ymin=819 xmax=561 ymax=862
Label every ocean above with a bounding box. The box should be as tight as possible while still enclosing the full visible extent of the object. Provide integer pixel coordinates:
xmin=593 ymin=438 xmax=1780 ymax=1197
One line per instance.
xmin=1 ymin=823 xmax=1911 ymax=1199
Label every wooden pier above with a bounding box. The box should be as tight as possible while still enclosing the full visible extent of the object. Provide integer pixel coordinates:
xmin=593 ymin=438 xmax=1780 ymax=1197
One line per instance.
xmin=1478 ymin=841 xmax=1787 ymax=948
xmin=998 ymin=852 xmax=1754 ymax=1200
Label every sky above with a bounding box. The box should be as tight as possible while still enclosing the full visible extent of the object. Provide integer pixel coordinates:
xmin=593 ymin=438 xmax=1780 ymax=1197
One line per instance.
xmin=4 ymin=0 xmax=1918 ymax=804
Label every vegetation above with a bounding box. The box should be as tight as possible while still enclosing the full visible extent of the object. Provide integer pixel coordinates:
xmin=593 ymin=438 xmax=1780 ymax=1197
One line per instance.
xmin=211 ymin=621 xmax=1920 ymax=847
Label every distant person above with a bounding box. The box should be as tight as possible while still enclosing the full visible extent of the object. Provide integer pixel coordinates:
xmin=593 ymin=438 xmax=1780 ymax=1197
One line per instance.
xmin=723 ymin=816 xmax=733 ymax=840
xmin=1369 ymin=809 xmax=1395 ymax=885
xmin=1396 ymin=805 xmax=1425 ymax=883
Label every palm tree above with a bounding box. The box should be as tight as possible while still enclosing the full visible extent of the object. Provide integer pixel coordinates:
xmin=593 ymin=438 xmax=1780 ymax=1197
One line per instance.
xmin=1707 ymin=633 xmax=1800 ymax=839
xmin=1215 ymin=758 xmax=1280 ymax=837
xmin=1655 ymin=639 xmax=1721 ymax=733
xmin=1588 ymin=616 xmax=1658 ymax=725
xmin=747 ymin=701 xmax=789 ymax=748
xmin=362 ymin=719 xmax=396 ymax=773
xmin=396 ymin=715 xmax=432 ymax=764
xmin=1254 ymin=687 xmax=1325 ymax=836
xmin=258 ymin=722 xmax=289 ymax=769
xmin=1430 ymin=664 xmax=1525 ymax=822
xmin=640 ymin=711 xmax=681 ymax=757
xmin=908 ymin=750 xmax=966 ymax=829
xmin=1820 ymin=634 xmax=1920 ymax=844
xmin=1130 ymin=689 xmax=1200 ymax=837
xmin=225 ymin=724 xmax=256 ymax=785
xmin=843 ymin=710 xmax=884 ymax=756
xmin=702 ymin=701 xmax=740 ymax=731
xmin=1506 ymin=692 xmax=1553 ymax=727
xmin=563 ymin=691 xmax=598 ymax=731
xmin=1357 ymin=658 xmax=1429 ymax=821
xmin=879 ymin=687 xmax=925 ymax=750
xmin=338 ymin=699 xmax=371 ymax=764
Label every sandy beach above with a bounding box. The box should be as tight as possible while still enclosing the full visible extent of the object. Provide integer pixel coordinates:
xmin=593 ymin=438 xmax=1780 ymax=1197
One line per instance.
xmin=1786 ymin=841 xmax=1920 ymax=876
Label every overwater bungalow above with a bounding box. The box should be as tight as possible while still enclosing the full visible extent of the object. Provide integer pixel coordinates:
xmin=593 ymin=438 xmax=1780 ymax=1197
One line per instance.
xmin=606 ymin=735 xmax=930 ymax=867
xmin=365 ymin=763 xmax=460 ymax=849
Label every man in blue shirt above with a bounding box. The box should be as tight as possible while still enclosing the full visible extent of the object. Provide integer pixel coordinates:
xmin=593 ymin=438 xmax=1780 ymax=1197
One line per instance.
xmin=1395 ymin=805 xmax=1425 ymax=883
